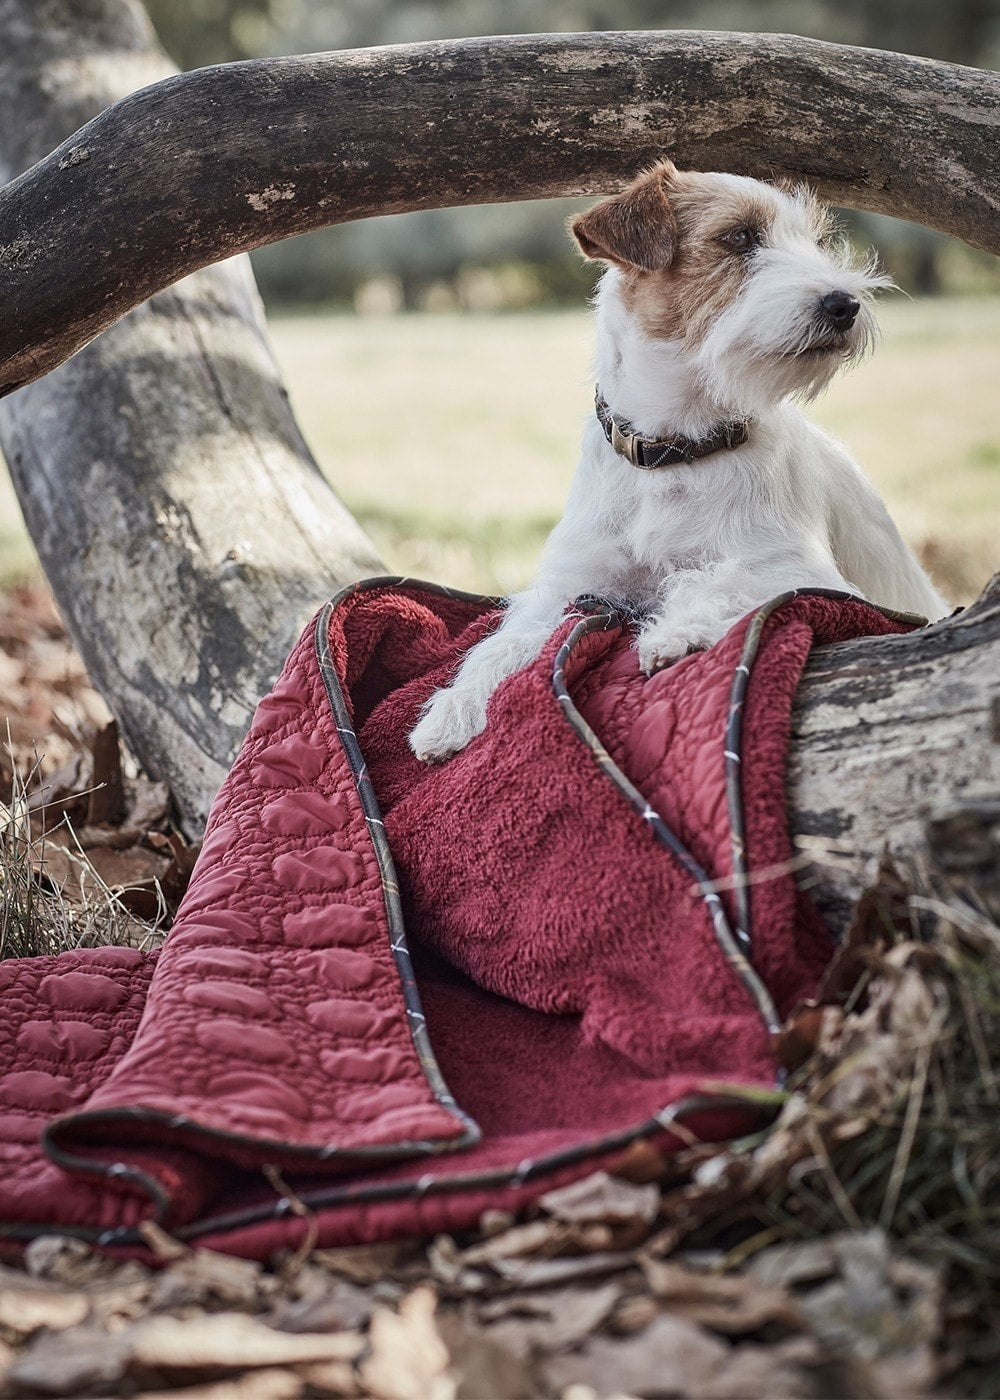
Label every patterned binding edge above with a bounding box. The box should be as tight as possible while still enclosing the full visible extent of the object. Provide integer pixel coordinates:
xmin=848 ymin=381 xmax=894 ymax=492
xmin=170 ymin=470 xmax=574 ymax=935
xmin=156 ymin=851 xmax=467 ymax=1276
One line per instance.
xmin=313 ymin=592 xmax=481 ymax=1150
xmin=552 ymin=604 xmax=783 ymax=1038
xmin=723 ymin=587 xmax=928 ymax=952
xmin=0 ymin=1088 xmax=770 ymax=1247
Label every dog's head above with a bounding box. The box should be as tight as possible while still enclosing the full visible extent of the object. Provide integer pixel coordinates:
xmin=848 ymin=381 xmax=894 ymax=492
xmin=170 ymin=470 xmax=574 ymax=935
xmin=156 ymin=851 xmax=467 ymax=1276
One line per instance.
xmin=571 ymin=161 xmax=890 ymax=414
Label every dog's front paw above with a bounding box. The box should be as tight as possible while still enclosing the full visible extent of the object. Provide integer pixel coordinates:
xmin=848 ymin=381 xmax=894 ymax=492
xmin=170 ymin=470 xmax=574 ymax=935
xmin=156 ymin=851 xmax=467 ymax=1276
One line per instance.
xmin=636 ymin=617 xmax=726 ymax=675
xmin=407 ymin=686 xmax=488 ymax=763
xmin=637 ymin=633 xmax=700 ymax=675
xmin=637 ymin=636 xmax=685 ymax=675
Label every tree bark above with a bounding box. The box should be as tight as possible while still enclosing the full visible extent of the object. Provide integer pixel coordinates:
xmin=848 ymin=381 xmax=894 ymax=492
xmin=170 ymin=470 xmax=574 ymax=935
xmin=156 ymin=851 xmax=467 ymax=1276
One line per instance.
xmin=789 ymin=576 xmax=1000 ymax=922
xmin=2 ymin=30 xmax=1000 ymax=396
xmin=0 ymin=0 xmax=383 ymax=832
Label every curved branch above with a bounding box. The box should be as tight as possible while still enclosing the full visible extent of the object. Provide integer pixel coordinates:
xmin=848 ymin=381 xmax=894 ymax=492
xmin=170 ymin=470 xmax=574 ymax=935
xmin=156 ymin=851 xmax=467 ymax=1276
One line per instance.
xmin=2 ymin=31 xmax=1000 ymax=395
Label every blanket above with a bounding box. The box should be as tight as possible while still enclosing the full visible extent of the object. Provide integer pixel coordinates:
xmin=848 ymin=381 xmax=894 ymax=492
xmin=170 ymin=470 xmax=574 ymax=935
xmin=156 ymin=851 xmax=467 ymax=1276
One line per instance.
xmin=0 ymin=580 xmax=915 ymax=1260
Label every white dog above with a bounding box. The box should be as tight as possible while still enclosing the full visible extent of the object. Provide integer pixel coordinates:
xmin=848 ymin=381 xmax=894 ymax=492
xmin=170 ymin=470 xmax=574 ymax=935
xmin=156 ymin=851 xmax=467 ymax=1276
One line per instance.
xmin=409 ymin=160 xmax=947 ymax=763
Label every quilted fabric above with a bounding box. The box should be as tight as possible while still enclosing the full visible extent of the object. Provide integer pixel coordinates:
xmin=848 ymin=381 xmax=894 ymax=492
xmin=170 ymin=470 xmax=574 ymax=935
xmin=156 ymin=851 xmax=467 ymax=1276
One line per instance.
xmin=0 ymin=580 xmax=916 ymax=1259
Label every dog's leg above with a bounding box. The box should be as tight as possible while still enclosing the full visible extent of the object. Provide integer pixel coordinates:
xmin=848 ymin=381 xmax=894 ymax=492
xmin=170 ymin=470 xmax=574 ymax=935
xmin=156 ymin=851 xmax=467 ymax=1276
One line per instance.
xmin=816 ymin=433 xmax=950 ymax=620
xmin=637 ymin=543 xmax=856 ymax=673
xmin=409 ymin=471 xmax=632 ymax=761
xmin=408 ymin=584 xmax=578 ymax=762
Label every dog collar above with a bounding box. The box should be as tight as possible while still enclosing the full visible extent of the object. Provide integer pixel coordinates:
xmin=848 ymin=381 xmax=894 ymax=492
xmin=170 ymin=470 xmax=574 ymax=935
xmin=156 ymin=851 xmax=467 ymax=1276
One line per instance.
xmin=595 ymin=389 xmax=751 ymax=469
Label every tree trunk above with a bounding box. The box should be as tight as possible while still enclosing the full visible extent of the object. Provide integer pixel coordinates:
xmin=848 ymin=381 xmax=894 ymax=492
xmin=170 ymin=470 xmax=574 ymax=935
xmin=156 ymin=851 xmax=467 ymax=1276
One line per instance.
xmin=0 ymin=0 xmax=384 ymax=832
xmin=0 ymin=7 xmax=997 ymax=912
xmin=789 ymin=575 xmax=1000 ymax=922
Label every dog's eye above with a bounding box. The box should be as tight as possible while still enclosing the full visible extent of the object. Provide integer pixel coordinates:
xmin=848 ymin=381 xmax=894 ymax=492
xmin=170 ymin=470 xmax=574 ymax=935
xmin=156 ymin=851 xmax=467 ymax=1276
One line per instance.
xmin=718 ymin=226 xmax=759 ymax=254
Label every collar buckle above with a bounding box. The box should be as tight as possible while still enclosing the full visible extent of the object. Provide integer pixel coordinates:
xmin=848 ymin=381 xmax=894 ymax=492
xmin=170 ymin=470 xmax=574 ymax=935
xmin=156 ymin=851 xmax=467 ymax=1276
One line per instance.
xmin=596 ymin=385 xmax=751 ymax=471
xmin=609 ymin=416 xmax=641 ymax=466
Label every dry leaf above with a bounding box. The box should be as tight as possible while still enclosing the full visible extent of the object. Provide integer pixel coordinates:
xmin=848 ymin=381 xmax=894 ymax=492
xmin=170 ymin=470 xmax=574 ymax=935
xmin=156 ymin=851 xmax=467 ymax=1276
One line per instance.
xmin=481 ymin=1281 xmax=622 ymax=1356
xmin=538 ymin=1171 xmax=660 ymax=1226
xmin=149 ymin=1250 xmax=271 ymax=1311
xmin=426 ymin=1235 xmax=490 ymax=1293
xmin=610 ymin=1139 xmax=672 ymax=1184
xmin=270 ymin=1275 xmax=372 ymax=1334
xmin=492 ymin=1250 xmax=637 ymax=1290
xmin=639 ymin=1258 xmax=804 ymax=1334
xmin=459 ymin=1220 xmax=561 ymax=1267
xmin=695 ymin=1335 xmax=823 ymax=1399
xmin=361 ymin=1287 xmax=453 ymax=1400
xmin=22 ymin=1235 xmax=148 ymax=1288
xmin=137 ymin=1220 xmax=189 ymax=1263
xmin=746 ymin=1238 xmax=839 ymax=1290
xmin=126 ymin=776 xmax=172 ymax=832
xmin=798 ymin=1231 xmax=942 ymax=1360
xmin=128 ymin=1312 xmax=364 ymax=1372
xmin=609 ymin=1292 xmax=659 ymax=1334
xmin=867 ymin=1346 xmax=941 ymax=1398
xmin=0 ymin=1287 xmax=88 ymax=1335
xmin=86 ymin=719 xmax=125 ymax=825
xmin=437 ymin=1312 xmax=538 ymax=1400
xmin=478 ymin=1210 xmax=516 ymax=1237
xmin=295 ymin=1358 xmax=360 ymax=1396
xmin=542 ymin=1311 xmax=729 ymax=1396
xmin=26 ymin=751 xmax=89 ymax=821
xmin=6 ymin=1326 xmax=131 ymax=1395
xmin=310 ymin=1240 xmax=418 ymax=1286
xmin=131 ymin=1370 xmax=305 ymax=1400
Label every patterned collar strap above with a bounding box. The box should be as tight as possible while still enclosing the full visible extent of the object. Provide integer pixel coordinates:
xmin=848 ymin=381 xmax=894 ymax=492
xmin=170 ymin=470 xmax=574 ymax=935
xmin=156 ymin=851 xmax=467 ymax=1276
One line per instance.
xmin=595 ymin=388 xmax=751 ymax=470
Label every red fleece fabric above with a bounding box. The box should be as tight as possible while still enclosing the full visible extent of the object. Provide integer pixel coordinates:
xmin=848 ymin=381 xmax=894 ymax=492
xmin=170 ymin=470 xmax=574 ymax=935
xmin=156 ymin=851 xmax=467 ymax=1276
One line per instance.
xmin=0 ymin=582 xmax=914 ymax=1259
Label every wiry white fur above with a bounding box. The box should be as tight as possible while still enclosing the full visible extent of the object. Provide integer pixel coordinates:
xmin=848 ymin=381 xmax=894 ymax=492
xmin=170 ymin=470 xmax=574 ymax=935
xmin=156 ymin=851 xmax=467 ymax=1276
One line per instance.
xmin=409 ymin=171 xmax=947 ymax=763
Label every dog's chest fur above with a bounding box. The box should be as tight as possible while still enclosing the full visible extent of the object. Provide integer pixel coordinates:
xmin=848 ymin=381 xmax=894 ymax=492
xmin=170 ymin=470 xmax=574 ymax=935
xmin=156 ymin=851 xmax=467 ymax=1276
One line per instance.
xmin=575 ymin=409 xmax=828 ymax=602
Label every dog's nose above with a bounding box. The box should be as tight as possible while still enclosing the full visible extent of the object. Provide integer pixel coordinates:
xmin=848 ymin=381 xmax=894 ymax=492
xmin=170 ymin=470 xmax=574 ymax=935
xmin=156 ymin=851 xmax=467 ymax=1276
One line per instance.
xmin=818 ymin=290 xmax=861 ymax=330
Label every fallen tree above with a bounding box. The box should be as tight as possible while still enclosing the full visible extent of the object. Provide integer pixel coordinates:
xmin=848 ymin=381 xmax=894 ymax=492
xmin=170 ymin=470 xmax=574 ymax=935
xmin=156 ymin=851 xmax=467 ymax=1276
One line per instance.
xmin=0 ymin=0 xmax=996 ymax=915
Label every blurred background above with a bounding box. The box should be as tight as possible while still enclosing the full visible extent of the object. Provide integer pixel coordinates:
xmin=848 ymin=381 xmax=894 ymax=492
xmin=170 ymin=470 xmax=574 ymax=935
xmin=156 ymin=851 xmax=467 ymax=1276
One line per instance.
xmin=3 ymin=0 xmax=998 ymax=602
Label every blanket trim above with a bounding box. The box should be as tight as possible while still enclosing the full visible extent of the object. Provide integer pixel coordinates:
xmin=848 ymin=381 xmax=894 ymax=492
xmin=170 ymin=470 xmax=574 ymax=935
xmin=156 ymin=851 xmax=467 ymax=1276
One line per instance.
xmin=313 ymin=598 xmax=482 ymax=1152
xmin=723 ymin=587 xmax=927 ymax=954
xmin=0 ymin=1090 xmax=765 ymax=1248
xmin=173 ymin=1089 xmax=763 ymax=1242
xmin=551 ymin=604 xmax=783 ymax=1036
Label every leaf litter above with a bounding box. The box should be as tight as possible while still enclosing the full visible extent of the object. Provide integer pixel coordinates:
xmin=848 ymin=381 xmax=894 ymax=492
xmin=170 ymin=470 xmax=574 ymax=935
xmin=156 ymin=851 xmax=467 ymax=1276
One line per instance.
xmin=0 ymin=585 xmax=996 ymax=1397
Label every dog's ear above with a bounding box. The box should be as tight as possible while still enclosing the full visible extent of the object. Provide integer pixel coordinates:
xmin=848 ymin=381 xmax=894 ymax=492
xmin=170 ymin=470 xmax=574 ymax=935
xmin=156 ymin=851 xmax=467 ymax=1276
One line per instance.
xmin=571 ymin=161 xmax=678 ymax=271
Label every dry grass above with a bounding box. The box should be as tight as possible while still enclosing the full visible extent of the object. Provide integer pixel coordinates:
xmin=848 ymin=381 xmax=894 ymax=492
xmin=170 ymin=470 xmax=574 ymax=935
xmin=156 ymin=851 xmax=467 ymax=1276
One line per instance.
xmin=0 ymin=760 xmax=155 ymax=961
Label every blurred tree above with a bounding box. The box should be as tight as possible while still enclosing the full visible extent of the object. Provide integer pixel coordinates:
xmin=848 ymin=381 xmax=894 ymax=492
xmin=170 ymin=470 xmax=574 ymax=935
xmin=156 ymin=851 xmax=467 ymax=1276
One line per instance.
xmin=143 ymin=0 xmax=287 ymax=69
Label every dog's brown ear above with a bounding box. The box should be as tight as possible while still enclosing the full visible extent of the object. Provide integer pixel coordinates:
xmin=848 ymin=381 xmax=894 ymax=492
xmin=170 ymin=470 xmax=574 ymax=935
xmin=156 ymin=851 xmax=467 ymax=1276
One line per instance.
xmin=571 ymin=162 xmax=678 ymax=271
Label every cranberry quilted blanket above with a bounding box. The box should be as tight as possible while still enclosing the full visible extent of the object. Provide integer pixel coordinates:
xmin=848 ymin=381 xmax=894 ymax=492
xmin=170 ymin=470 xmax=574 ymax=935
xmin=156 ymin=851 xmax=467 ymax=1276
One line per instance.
xmin=0 ymin=580 xmax=914 ymax=1260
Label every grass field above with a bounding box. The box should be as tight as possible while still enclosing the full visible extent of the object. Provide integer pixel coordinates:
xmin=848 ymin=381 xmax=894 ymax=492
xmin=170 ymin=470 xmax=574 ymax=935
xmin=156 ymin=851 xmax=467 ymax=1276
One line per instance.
xmin=1 ymin=297 xmax=998 ymax=602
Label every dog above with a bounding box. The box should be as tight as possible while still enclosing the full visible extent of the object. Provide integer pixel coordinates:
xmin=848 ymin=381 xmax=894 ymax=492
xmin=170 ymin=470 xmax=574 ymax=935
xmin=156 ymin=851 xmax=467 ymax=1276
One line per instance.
xmin=408 ymin=160 xmax=948 ymax=763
